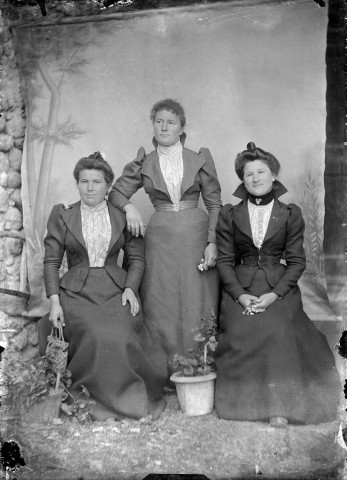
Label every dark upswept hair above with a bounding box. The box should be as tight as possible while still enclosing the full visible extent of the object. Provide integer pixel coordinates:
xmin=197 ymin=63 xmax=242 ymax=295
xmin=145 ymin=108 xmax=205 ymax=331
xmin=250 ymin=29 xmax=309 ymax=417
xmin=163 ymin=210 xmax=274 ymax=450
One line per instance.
xmin=235 ymin=142 xmax=281 ymax=180
xmin=73 ymin=152 xmax=114 ymax=186
xmin=150 ymin=98 xmax=186 ymax=128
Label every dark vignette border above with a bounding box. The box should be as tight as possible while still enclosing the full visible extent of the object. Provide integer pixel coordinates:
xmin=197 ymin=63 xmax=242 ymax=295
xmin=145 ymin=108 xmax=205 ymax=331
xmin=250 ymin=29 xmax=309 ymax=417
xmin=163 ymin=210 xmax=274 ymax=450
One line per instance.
xmin=0 ymin=0 xmax=346 ymax=478
xmin=324 ymin=0 xmax=347 ymax=295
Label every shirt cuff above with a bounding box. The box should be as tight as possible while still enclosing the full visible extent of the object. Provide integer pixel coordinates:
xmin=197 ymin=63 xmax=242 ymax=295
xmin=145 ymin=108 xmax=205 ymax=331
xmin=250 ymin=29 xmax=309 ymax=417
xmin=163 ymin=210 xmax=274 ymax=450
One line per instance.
xmin=207 ymin=231 xmax=217 ymax=244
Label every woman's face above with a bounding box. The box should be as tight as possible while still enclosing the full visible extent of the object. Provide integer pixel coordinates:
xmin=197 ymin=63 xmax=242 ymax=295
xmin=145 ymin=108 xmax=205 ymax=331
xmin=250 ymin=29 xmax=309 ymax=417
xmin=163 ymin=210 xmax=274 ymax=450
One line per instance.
xmin=77 ymin=169 xmax=109 ymax=206
xmin=153 ymin=109 xmax=183 ymax=147
xmin=243 ymin=160 xmax=275 ymax=196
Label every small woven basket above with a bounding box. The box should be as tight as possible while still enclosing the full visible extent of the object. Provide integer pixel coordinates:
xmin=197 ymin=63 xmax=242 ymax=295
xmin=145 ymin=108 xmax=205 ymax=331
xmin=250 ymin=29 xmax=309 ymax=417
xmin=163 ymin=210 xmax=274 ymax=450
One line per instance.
xmin=46 ymin=324 xmax=69 ymax=391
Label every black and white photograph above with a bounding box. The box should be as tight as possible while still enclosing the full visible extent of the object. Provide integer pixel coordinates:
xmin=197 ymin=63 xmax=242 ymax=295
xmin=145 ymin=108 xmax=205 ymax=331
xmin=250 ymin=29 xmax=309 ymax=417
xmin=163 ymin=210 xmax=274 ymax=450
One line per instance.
xmin=0 ymin=0 xmax=345 ymax=478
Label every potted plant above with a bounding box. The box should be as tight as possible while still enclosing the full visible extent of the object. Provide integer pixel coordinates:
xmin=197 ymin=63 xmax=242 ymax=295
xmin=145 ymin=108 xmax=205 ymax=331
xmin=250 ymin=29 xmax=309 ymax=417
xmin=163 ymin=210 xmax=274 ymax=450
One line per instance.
xmin=60 ymin=385 xmax=95 ymax=424
xmin=3 ymin=323 xmax=72 ymax=423
xmin=42 ymin=324 xmax=94 ymax=424
xmin=4 ymin=352 xmax=70 ymax=423
xmin=3 ymin=327 xmax=94 ymax=424
xmin=11 ymin=357 xmax=94 ymax=425
xmin=27 ymin=360 xmax=71 ymax=423
xmin=170 ymin=309 xmax=219 ymax=416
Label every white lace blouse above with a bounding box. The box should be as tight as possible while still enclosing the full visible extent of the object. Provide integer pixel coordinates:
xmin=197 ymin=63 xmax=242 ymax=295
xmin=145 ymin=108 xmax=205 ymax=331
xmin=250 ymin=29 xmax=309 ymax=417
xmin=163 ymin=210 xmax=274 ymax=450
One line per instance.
xmin=80 ymin=200 xmax=112 ymax=267
xmin=248 ymin=200 xmax=274 ymax=249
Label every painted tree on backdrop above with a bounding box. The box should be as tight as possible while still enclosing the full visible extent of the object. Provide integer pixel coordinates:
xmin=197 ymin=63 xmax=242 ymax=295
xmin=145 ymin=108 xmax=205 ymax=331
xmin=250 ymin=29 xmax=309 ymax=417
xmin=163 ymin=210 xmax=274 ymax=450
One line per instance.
xmin=13 ymin=22 xmax=111 ymax=314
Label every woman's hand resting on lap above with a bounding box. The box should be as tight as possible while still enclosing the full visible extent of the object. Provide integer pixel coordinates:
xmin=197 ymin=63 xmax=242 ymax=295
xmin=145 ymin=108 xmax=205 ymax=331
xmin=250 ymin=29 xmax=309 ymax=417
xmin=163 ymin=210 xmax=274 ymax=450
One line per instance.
xmin=123 ymin=204 xmax=145 ymax=237
xmin=237 ymin=292 xmax=279 ymax=313
xmin=255 ymin=292 xmax=279 ymax=311
xmin=122 ymin=287 xmax=140 ymax=316
xmin=237 ymin=294 xmax=260 ymax=310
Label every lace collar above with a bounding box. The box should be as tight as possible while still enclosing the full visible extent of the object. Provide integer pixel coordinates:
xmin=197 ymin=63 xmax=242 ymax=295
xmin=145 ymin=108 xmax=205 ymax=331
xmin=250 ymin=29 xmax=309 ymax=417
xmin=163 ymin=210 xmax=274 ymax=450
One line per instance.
xmin=80 ymin=199 xmax=107 ymax=213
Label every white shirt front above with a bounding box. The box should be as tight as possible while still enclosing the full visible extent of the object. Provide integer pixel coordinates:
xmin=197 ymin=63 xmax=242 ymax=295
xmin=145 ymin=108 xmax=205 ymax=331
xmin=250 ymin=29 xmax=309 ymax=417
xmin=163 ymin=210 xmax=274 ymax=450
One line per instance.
xmin=80 ymin=200 xmax=112 ymax=267
xmin=248 ymin=199 xmax=274 ymax=249
xmin=157 ymin=141 xmax=184 ymax=204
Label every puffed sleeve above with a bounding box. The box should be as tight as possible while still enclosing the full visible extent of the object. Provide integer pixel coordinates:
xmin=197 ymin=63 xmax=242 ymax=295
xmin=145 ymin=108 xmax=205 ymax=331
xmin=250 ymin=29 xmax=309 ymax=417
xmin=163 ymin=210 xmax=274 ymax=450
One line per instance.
xmin=43 ymin=204 xmax=66 ymax=297
xmin=198 ymin=148 xmax=222 ymax=244
xmin=272 ymin=204 xmax=306 ymax=298
xmin=123 ymin=230 xmax=145 ymax=294
xmin=216 ymin=204 xmax=247 ymax=300
xmin=108 ymin=147 xmax=145 ymax=210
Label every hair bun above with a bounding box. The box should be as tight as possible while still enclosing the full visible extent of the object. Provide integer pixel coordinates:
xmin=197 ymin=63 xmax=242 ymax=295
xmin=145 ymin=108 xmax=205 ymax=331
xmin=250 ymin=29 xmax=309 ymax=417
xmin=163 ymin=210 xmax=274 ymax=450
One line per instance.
xmin=89 ymin=151 xmax=103 ymax=161
xmin=247 ymin=142 xmax=256 ymax=152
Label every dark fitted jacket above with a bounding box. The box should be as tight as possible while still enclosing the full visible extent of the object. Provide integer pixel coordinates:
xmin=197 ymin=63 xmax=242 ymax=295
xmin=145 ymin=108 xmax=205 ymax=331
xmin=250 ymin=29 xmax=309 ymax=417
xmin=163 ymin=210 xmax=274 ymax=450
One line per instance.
xmin=216 ymin=181 xmax=306 ymax=300
xmin=43 ymin=200 xmax=144 ymax=298
xmin=108 ymin=146 xmax=222 ymax=244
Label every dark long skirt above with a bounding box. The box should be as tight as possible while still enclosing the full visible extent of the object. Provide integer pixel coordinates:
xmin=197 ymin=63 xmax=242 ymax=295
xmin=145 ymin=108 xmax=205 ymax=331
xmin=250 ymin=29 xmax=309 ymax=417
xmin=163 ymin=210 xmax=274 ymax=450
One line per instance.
xmin=140 ymin=208 xmax=219 ymax=374
xmin=215 ymin=269 xmax=340 ymax=424
xmin=46 ymin=268 xmax=167 ymax=421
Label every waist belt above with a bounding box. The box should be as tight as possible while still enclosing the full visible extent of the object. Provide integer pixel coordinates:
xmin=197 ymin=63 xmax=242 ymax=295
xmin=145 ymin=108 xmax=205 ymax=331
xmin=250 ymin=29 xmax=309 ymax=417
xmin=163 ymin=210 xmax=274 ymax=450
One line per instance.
xmin=155 ymin=201 xmax=199 ymax=212
xmin=241 ymin=256 xmax=281 ymax=267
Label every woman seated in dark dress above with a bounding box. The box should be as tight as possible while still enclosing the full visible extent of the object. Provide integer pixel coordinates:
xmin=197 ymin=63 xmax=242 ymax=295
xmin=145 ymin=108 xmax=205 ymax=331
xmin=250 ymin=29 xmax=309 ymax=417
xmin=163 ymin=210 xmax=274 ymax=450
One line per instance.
xmin=42 ymin=152 xmax=167 ymax=421
xmin=215 ymin=142 xmax=340 ymax=427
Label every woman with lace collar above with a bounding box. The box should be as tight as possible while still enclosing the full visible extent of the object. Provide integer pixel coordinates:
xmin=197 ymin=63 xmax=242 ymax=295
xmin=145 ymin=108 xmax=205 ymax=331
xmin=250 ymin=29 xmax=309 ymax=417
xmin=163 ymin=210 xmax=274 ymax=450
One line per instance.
xmin=109 ymin=99 xmax=222 ymax=382
xmin=41 ymin=152 xmax=167 ymax=421
xmin=214 ymin=142 xmax=340 ymax=427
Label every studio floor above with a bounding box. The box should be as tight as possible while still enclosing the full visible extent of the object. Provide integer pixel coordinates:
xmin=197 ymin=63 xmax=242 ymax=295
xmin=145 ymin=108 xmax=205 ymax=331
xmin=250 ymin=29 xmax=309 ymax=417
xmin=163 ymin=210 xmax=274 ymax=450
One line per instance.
xmin=2 ymin=391 xmax=346 ymax=480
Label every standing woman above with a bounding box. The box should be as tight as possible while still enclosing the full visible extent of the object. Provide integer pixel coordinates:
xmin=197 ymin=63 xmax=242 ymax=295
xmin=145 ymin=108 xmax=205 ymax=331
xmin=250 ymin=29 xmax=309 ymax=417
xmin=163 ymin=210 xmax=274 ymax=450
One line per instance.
xmin=109 ymin=99 xmax=222 ymax=370
xmin=215 ymin=142 xmax=340 ymax=426
xmin=43 ymin=152 xmax=167 ymax=421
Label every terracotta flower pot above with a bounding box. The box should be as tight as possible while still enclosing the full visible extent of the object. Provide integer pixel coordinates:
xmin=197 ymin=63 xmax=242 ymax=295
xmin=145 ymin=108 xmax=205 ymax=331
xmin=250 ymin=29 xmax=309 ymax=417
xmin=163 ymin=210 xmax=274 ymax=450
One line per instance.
xmin=170 ymin=371 xmax=217 ymax=416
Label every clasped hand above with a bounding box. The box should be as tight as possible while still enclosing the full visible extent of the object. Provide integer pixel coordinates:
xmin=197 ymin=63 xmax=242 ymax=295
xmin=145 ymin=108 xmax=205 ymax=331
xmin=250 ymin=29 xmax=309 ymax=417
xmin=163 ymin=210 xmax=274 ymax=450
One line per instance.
xmin=237 ymin=292 xmax=279 ymax=314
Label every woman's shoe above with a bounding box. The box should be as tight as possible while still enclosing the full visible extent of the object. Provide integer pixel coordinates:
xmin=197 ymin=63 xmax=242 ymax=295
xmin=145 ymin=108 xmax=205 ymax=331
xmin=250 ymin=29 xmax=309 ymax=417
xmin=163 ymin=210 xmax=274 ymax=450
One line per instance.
xmin=269 ymin=416 xmax=288 ymax=428
xmin=148 ymin=397 xmax=167 ymax=420
xmin=163 ymin=384 xmax=176 ymax=394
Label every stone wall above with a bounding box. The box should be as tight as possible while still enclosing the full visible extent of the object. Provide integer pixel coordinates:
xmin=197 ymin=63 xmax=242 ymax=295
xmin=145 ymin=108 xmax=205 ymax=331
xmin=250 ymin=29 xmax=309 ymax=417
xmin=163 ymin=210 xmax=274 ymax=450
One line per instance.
xmin=0 ymin=17 xmax=39 ymax=365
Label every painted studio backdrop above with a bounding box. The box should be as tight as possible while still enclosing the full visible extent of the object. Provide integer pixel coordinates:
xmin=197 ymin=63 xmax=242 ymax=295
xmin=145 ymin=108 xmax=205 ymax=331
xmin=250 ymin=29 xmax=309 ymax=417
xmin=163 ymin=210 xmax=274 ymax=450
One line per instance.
xmin=13 ymin=1 xmax=334 ymax=322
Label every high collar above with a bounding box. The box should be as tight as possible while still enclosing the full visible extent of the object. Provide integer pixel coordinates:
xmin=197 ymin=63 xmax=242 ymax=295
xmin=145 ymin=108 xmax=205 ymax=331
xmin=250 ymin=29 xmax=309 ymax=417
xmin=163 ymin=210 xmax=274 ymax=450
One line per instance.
xmin=248 ymin=189 xmax=274 ymax=206
xmin=233 ymin=179 xmax=288 ymax=201
xmin=80 ymin=199 xmax=107 ymax=212
xmin=157 ymin=140 xmax=183 ymax=157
